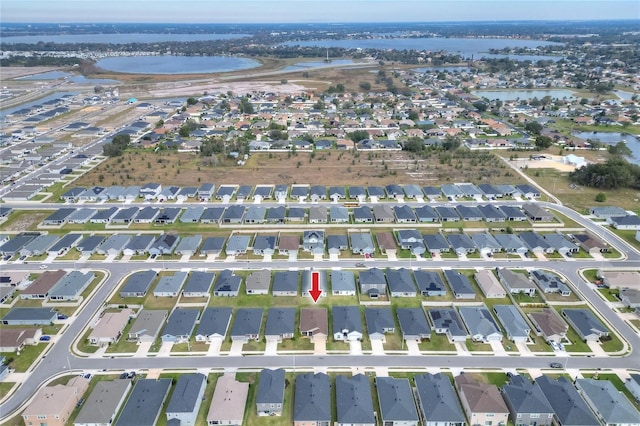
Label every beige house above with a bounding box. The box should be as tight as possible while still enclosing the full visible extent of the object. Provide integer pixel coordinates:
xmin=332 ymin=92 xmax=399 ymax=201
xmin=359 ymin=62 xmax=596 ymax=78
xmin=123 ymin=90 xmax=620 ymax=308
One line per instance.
xmin=300 ymin=308 xmax=328 ymax=339
xmin=88 ymin=308 xmax=134 ymax=346
xmin=599 ymin=270 xmax=640 ymax=290
xmin=22 ymin=376 xmax=89 ymax=426
xmin=206 ymin=374 xmax=249 ymax=425
xmin=528 ymin=308 xmax=568 ymax=343
xmin=0 ymin=327 xmax=41 ymax=352
xmin=475 ymin=270 xmax=507 ymax=298
xmin=454 ymin=374 xmax=509 ymax=426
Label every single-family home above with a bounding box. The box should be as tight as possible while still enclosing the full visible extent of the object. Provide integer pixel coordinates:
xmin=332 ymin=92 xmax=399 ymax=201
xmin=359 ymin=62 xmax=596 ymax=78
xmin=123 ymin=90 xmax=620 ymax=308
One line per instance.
xmin=22 ymin=377 xmax=89 ymax=426
xmin=161 ymin=308 xmax=199 ymax=343
xmin=443 ymin=269 xmax=476 ymax=299
xmin=264 ymin=307 xmax=296 ymax=342
xmin=230 ymin=308 xmax=263 ymax=342
xmin=183 ymin=271 xmax=215 ymax=297
xmin=245 ymin=269 xmax=271 ymax=295
xmin=494 ymin=304 xmax=530 ymax=342
xmin=528 ymin=308 xmax=568 ymax=343
xmin=501 ymin=375 xmax=555 ymax=426
xmin=300 ymin=307 xmax=328 ymax=338
xmin=272 ymin=270 xmax=299 ymax=296
xmin=474 ymin=269 xmax=506 ymax=298
xmin=536 ymin=376 xmax=600 ymax=426
xmin=88 ymin=308 xmax=134 ymax=346
xmin=364 ymin=307 xmax=395 ymax=342
xmin=166 ymin=374 xmax=207 ymax=426
xmin=397 ymin=307 xmax=430 ymax=341
xmin=332 ymin=306 xmax=363 ymax=341
xmin=336 ymin=374 xmax=376 ymax=426
xmin=293 ymin=373 xmax=331 ymax=426
xmin=531 ymin=269 xmax=572 ymax=296
xmin=114 ymin=379 xmax=171 ymax=426
xmin=376 ymin=377 xmax=420 ymax=426
xmin=562 ymin=309 xmax=609 ymax=341
xmin=454 ymin=374 xmax=509 ymax=426
xmin=256 ymin=369 xmax=286 ymax=417
xmin=386 ymin=268 xmax=417 ymax=297
xmin=459 ymin=305 xmax=503 ymax=342
xmin=127 ymin=309 xmax=167 ymax=343
xmin=575 ymin=378 xmax=640 ymax=426
xmin=414 ymin=373 xmax=466 ymax=426
xmin=195 ymin=307 xmax=232 ymax=343
xmin=349 ymin=232 xmax=375 ymax=255
xmin=428 ymin=308 xmax=468 ymax=342
xmin=497 ymin=268 xmax=537 ymax=296
xmin=119 ymin=270 xmax=157 ymax=298
xmin=331 ymin=270 xmax=356 ymax=296
xmin=74 ymin=379 xmax=132 ymax=426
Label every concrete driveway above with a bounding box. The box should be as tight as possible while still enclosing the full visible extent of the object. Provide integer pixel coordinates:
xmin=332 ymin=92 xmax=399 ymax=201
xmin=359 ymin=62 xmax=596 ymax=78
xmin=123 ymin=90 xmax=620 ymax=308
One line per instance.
xmin=207 ymin=337 xmax=222 ymax=356
xmin=349 ymin=340 xmax=362 ymax=355
xmin=229 ymin=340 xmax=244 ymax=356
xmin=405 ymin=340 xmax=421 ymax=355
xmin=312 ymin=335 xmax=326 ymax=355
xmin=135 ymin=341 xmax=153 ymax=356
xmin=371 ymin=340 xmax=385 ymax=355
xmin=158 ymin=341 xmax=174 ymax=356
xmin=490 ymin=341 xmax=507 ymax=356
xmin=265 ymin=337 xmax=279 ymax=355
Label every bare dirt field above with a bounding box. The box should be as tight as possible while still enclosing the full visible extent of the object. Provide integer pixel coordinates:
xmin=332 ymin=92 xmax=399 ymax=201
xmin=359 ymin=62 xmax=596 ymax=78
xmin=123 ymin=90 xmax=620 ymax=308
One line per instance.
xmin=74 ymin=148 xmax=523 ymax=188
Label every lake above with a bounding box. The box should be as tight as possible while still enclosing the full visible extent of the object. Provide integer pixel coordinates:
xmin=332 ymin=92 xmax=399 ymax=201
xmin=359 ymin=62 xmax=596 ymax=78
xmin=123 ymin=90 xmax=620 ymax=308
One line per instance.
xmin=280 ymin=59 xmax=355 ymax=72
xmin=282 ymin=38 xmax=562 ymax=60
xmin=95 ymin=55 xmax=261 ymax=74
xmin=573 ymin=131 xmax=640 ymax=165
xmin=2 ymin=33 xmax=249 ymax=44
xmin=472 ymin=89 xmax=577 ymax=101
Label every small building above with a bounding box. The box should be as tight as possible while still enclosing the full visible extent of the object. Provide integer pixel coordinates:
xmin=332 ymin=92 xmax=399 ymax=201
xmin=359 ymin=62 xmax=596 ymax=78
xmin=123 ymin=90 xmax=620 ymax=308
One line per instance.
xmin=1 ymin=307 xmax=57 ymax=325
xmin=522 ymin=203 xmax=554 ymax=222
xmin=256 ymin=369 xmax=286 ymax=417
xmin=536 ymin=375 xmax=600 ymax=426
xmin=428 ymin=308 xmax=468 ymax=342
xmin=376 ymin=377 xmax=420 ymax=426
xmin=397 ymin=307 xmax=430 ymax=341
xmin=331 ymin=270 xmax=356 ymax=296
xmin=128 ymin=310 xmax=167 ymax=343
xmin=474 ymin=269 xmax=506 ymax=298
xmin=166 ymin=373 xmax=207 ymax=426
xmin=332 ymin=306 xmax=363 ymax=341
xmin=115 ymin=378 xmax=171 ymax=426
xmin=264 ymin=307 xmax=296 ymax=341
xmin=245 ymin=269 xmax=271 ymax=295
xmin=183 ymin=271 xmax=215 ymax=297
xmin=23 ymin=377 xmax=89 ymax=426
xmin=206 ymin=375 xmax=249 ymax=426
xmin=459 ymin=305 xmax=503 ymax=342
xmin=562 ymin=309 xmax=609 ymax=341
xmin=607 ymin=214 xmax=640 ymax=230
xmin=528 ymin=308 xmax=568 ymax=343
xmin=88 ymin=308 xmax=134 ymax=346
xmin=501 ymin=375 xmax=554 ymax=426
xmin=195 ymin=307 xmax=232 ymax=343
xmin=497 ymin=268 xmax=537 ymax=296
xmin=293 ymin=373 xmax=331 ymax=426
xmin=359 ymin=267 xmax=387 ymax=297
xmin=272 ymin=270 xmax=299 ymax=296
xmin=300 ymin=307 xmax=328 ymax=338
xmin=119 ymin=270 xmax=157 ymax=298
xmin=230 ymin=308 xmax=263 ymax=342
xmin=575 ymin=378 xmax=640 ymax=426
xmin=454 ymin=374 xmax=509 ymax=426
xmin=153 ymin=271 xmax=188 ymax=297
xmin=214 ymin=269 xmax=241 ymax=297
xmin=74 ymin=379 xmax=132 ymax=426
xmin=161 ymin=308 xmax=199 ymax=343
xmin=48 ymin=271 xmax=95 ymax=301
xmin=494 ymin=304 xmax=530 ymax=342
xmin=386 ymin=267 xmax=417 ymax=297
xmin=364 ymin=307 xmax=395 ymax=341
xmin=443 ymin=269 xmax=476 ymax=299
xmin=531 ymin=269 xmax=572 ymax=296
xmin=336 ymin=374 xmax=375 ymax=426
xmin=414 ymin=373 xmax=466 ymax=426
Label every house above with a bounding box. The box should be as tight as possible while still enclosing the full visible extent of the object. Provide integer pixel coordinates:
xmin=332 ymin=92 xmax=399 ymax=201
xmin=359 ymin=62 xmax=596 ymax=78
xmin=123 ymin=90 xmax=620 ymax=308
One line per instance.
xmin=309 ymin=206 xmax=327 ymax=224
xmin=516 ymin=184 xmax=541 ymax=199
xmin=127 ymin=310 xmax=167 ymax=343
xmin=501 ymin=375 xmax=554 ymax=426
xmin=264 ymin=307 xmax=296 ymax=341
xmin=302 ymin=270 xmax=327 ymax=299
xmin=607 ymin=214 xmax=640 ymax=230
xmin=394 ymin=205 xmax=417 ymax=223
xmin=414 ymin=270 xmax=447 ymax=296
xmin=364 ymin=307 xmax=395 ymax=341
xmin=195 ymin=307 xmax=232 ymax=343
xmin=376 ymin=231 xmax=397 ymax=255
xmin=253 ymin=235 xmax=277 ymax=256
xmin=49 ymin=271 xmax=95 ymax=301
xmin=359 ymin=267 xmax=387 ymax=297
xmin=415 ymin=205 xmax=439 ymax=223
xmin=336 ymin=374 xmax=376 ymax=426
xmin=397 ymin=307 xmax=431 ymax=341
xmin=122 ymin=235 xmax=154 ymax=256
xmin=329 ymin=186 xmax=346 ymax=201
xmin=200 ymin=236 xmax=226 ymax=256
xmin=519 ymin=231 xmax=554 ymax=254
xmin=161 ymin=308 xmax=199 ymax=343
xmin=89 ymin=207 xmax=119 ymax=224
xmin=499 ymin=205 xmax=528 ymax=222
xmin=74 ymin=379 xmax=132 ymax=426
xmin=441 ymin=184 xmax=463 ymax=200
xmin=230 ymin=308 xmax=263 ymax=342
xmin=19 ymin=234 xmax=59 ymax=257
xmin=216 ymin=185 xmax=237 ymax=201
xmin=140 ymin=183 xmax=162 ymax=200
xmin=329 ymin=206 xmax=349 ymax=223
xmin=2 ymin=307 xmax=57 ymax=325
xmin=589 ymin=206 xmax=627 ymax=218
xmin=154 ymin=208 xmax=181 ymax=224
xmin=396 ymin=229 xmax=425 ymax=252
xmin=97 ymin=234 xmax=131 ymax=256
xmin=42 ymin=208 xmax=75 ymax=225
xmin=478 ymin=183 xmax=503 ymax=199
xmin=454 ymin=374 xmax=509 ymax=426
xmin=348 ymin=186 xmax=367 ymax=201
xmin=206 ymin=375 xmax=249 ymax=425
xmin=415 ymin=373 xmax=466 ymax=426
xmin=65 ymin=208 xmax=98 ymax=224
xmin=197 ymin=183 xmax=215 ymax=201
xmin=76 ymin=235 xmax=106 ymax=256
xmin=200 ymin=207 xmax=225 ymax=224
xmin=22 ymin=377 xmax=89 ymax=426
xmin=133 ymin=206 xmax=159 ymax=223
xmin=435 ymin=206 xmax=460 ymax=222
xmin=256 ymin=369 xmax=286 ymax=417
xmin=327 ymin=234 xmax=349 ymax=256
xmin=331 ymin=270 xmax=356 ymax=296
xmin=278 ymin=234 xmax=300 ymax=256
xmin=293 ymin=373 xmax=331 ymax=426
xmin=478 ymin=204 xmax=507 ymax=222
xmin=175 ymin=235 xmax=202 ymax=256
xmin=253 ymin=185 xmax=274 ymax=201
xmin=180 ymin=207 xmax=205 ymax=223
xmin=470 ymin=233 xmax=502 ymax=255
xmin=0 ymin=326 xmax=41 ymax=352
xmin=119 ymin=270 xmax=157 ymax=298
xmin=625 ymin=374 xmax=640 ymax=403
xmin=536 ymin=375 xmax=600 ymax=426
xmin=286 ymin=207 xmax=306 ymax=222
xmin=474 ymin=269 xmax=506 ymax=298
xmin=386 ymin=184 xmax=404 ymax=199
xmin=21 ymin=269 xmax=66 ymax=300
xmin=349 ymin=232 xmax=375 ymax=255
xmin=332 ymin=306 xmax=363 ymax=341
xmin=213 ymin=269 xmax=241 ymax=297
xmin=562 ymin=309 xmax=609 ymax=341
xmin=494 ymin=233 xmax=528 ymax=254
xmin=376 ymin=377 xmax=420 ymax=426
xmin=459 ymin=305 xmax=503 ymax=342
xmin=222 ymin=205 xmax=246 ymax=223
xmin=531 ymin=269 xmax=571 ymax=296
xmin=372 ymin=204 xmax=395 ymax=223
xmin=447 ymin=233 xmax=477 ymax=256
xmin=310 ymin=185 xmax=326 ymax=201
xmin=522 ymin=203 xmax=554 ymax=222
xmin=115 ymin=379 xmax=171 ymax=426
xmin=226 ymin=235 xmax=251 ymax=256
xmin=244 ymin=205 xmax=267 ymax=224
xmin=386 ymin=267 xmax=417 ymax=297
xmin=428 ymin=308 xmax=468 ymax=342
xmin=88 ymin=308 xmax=134 ymax=346
xmin=423 ymin=233 xmax=450 ymax=254
xmin=353 ymin=206 xmax=373 ymax=223
xmin=166 ymin=373 xmax=207 ymax=426
xmin=245 ymin=269 xmax=271 ymax=295
xmin=272 ymin=270 xmax=299 ymax=296
xmin=422 ymin=186 xmax=442 ymax=200
xmin=367 ymin=186 xmax=386 ymax=199
xmin=300 ymin=307 xmax=328 ymax=338
xmin=494 ymin=305 xmax=530 ymax=342
xmin=575 ymin=378 xmax=640 ymax=426
xmin=497 ymin=268 xmax=537 ymax=296
xmin=543 ymin=233 xmax=579 ymax=254
xmin=598 ymin=270 xmax=640 ymax=289
xmin=290 ymin=185 xmax=309 ymax=201
xmin=111 ymin=207 xmax=139 ymax=224
xmin=444 ymin=269 xmax=476 ymax=299
xmin=456 ymin=205 xmax=484 ymax=222
xmin=302 ymin=230 xmax=325 ymax=254
xmin=528 ymin=308 xmax=568 ymax=343
xmin=182 ymin=271 xmax=215 ymax=298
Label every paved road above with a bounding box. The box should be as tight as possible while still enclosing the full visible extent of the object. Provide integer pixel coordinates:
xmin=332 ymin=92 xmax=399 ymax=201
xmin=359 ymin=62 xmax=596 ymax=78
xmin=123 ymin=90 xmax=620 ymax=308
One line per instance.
xmin=1 ymin=200 xmax=639 ymax=419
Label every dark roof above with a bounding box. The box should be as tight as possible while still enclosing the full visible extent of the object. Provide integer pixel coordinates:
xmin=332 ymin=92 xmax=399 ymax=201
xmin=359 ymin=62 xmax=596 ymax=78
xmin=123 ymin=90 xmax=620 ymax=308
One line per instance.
xmin=115 ymin=379 xmax=171 ymax=426
xmin=256 ymin=369 xmax=286 ymax=405
xmin=196 ymin=307 xmax=232 ymax=337
xmin=536 ymin=375 xmax=600 ymax=426
xmin=264 ymin=307 xmax=296 ymax=337
xmin=336 ymin=374 xmax=375 ymax=424
xmin=501 ymin=375 xmax=554 ymax=416
xmin=376 ymin=377 xmax=419 ymax=422
xmin=293 ymin=373 xmax=331 ymax=422
xmin=415 ymin=373 xmax=466 ymax=423
xmin=166 ymin=373 xmax=206 ymax=414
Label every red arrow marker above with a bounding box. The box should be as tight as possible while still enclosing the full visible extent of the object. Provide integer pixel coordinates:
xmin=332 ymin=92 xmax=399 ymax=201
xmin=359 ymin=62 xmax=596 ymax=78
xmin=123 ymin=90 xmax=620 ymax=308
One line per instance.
xmin=308 ymin=271 xmax=322 ymax=303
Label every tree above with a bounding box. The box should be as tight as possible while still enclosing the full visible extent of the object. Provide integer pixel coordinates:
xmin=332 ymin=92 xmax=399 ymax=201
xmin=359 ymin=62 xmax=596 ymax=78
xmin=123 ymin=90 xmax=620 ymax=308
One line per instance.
xmin=524 ymin=121 xmax=543 ymax=135
xmin=472 ymin=101 xmax=488 ymax=112
xmin=403 ymin=137 xmax=424 ymax=153
xmin=608 ymin=141 xmax=632 ymax=157
xmin=595 ymin=192 xmax=607 ymax=202
xmin=186 ymin=97 xmax=197 ymax=106
xmin=441 ymin=135 xmax=461 ymax=151
xmin=535 ymin=135 xmax=553 ymax=149
xmin=347 ymin=130 xmax=370 ymax=143
xmin=102 ymin=134 xmax=131 ymax=157
xmin=359 ymin=81 xmax=371 ymax=91
xmin=239 ymin=97 xmax=254 ymax=114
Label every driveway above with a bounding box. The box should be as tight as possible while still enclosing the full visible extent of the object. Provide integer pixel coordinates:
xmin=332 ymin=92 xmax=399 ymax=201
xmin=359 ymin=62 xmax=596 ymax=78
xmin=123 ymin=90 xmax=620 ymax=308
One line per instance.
xmin=229 ymin=340 xmax=244 ymax=356
xmin=454 ymin=342 xmax=470 ymax=356
xmin=490 ymin=341 xmax=507 ymax=356
xmin=158 ymin=341 xmax=174 ymax=357
xmin=587 ymin=340 xmax=608 ymax=356
xmin=515 ymin=341 xmax=532 ymax=355
xmin=349 ymin=340 xmax=362 ymax=355
xmin=312 ymin=335 xmax=327 ymax=355
xmin=371 ymin=339 xmax=385 ymax=355
xmin=405 ymin=339 xmax=421 ymax=355
xmin=265 ymin=337 xmax=279 ymax=355
xmin=135 ymin=341 xmax=153 ymax=356
xmin=535 ymin=252 xmax=547 ymax=261
xmin=207 ymin=337 xmax=222 ymax=356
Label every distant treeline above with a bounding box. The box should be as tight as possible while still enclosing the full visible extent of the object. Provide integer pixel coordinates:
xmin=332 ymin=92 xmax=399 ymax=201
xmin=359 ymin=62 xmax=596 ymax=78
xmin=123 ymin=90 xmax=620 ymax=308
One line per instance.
xmin=0 ymin=55 xmax=82 ymax=67
xmin=570 ymin=157 xmax=640 ymax=190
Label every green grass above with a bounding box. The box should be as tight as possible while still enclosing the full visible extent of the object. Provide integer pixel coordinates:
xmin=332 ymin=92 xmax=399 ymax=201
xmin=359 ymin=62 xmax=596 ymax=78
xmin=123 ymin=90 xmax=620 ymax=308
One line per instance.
xmin=76 ymin=328 xmax=100 ymax=354
xmin=465 ymin=340 xmax=492 ymax=352
xmin=582 ymin=269 xmax=599 ymax=283
xmin=600 ymin=333 xmax=624 ymax=353
xmin=1 ymin=343 xmax=47 ymax=372
xmin=610 ymin=229 xmax=640 ymax=251
xmin=419 ymin=334 xmax=455 ymax=351
xmin=598 ymin=288 xmax=619 ymax=302
xmin=0 ymin=382 xmax=15 ymax=399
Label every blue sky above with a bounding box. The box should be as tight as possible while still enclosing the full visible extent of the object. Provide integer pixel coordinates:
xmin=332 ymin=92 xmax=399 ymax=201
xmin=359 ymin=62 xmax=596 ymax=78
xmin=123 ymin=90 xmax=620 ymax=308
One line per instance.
xmin=2 ymin=0 xmax=638 ymax=23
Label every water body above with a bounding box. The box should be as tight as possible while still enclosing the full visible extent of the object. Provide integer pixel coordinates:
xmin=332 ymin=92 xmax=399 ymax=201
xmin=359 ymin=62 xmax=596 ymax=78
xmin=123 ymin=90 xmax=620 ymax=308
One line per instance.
xmin=17 ymin=71 xmax=71 ymax=80
xmin=472 ymin=89 xmax=576 ymax=101
xmin=573 ymin=131 xmax=640 ymax=165
xmin=280 ymin=59 xmax=355 ymax=72
xmin=282 ymin=38 xmax=562 ymax=60
xmin=2 ymin=33 xmax=249 ymax=44
xmin=95 ymin=55 xmax=261 ymax=74
xmin=615 ymin=90 xmax=637 ymax=101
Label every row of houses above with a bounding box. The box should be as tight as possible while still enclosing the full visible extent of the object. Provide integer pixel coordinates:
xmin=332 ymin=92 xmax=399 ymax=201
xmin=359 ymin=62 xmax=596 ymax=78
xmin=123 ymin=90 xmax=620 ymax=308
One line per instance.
xmin=26 ymin=367 xmax=639 ymax=426
xmin=14 ymin=269 xmax=95 ymax=301
xmin=60 ymin=182 xmax=542 ymax=203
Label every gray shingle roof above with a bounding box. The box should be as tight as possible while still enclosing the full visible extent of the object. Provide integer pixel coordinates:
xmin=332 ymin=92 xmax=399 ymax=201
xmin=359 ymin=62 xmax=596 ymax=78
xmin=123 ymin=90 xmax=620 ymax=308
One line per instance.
xmin=376 ymin=377 xmax=419 ymax=422
xmin=336 ymin=374 xmax=375 ymax=424
xmin=264 ymin=307 xmax=295 ymax=337
xmin=415 ymin=373 xmax=466 ymax=423
xmin=166 ymin=373 xmax=206 ymax=414
xmin=293 ymin=373 xmax=331 ymax=422
xmin=256 ymin=369 xmax=286 ymax=405
xmin=536 ymin=375 xmax=600 ymax=426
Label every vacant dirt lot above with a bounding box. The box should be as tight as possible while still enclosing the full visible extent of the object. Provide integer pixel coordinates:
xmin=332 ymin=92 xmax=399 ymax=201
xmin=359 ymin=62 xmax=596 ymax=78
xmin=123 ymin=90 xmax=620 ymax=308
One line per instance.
xmin=74 ymin=148 xmax=522 ymax=188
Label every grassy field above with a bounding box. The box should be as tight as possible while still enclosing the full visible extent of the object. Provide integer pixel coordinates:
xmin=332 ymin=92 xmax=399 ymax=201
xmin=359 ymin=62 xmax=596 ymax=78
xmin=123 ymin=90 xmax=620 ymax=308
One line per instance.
xmin=1 ymin=343 xmax=47 ymax=372
xmin=0 ymin=382 xmax=15 ymax=399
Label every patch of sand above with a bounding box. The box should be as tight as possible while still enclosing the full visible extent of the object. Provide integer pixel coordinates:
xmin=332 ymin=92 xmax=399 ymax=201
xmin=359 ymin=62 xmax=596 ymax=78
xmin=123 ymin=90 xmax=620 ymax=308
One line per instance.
xmin=511 ymin=155 xmax=579 ymax=172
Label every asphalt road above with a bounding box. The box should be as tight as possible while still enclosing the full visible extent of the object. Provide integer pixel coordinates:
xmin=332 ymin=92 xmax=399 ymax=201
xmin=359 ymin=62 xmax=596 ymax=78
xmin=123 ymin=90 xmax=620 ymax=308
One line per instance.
xmin=1 ymin=200 xmax=639 ymax=419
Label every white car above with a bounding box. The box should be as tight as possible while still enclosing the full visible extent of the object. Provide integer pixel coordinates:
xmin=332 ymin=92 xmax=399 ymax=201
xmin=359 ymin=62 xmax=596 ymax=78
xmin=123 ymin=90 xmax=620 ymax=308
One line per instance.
xmin=39 ymin=264 xmax=48 ymax=269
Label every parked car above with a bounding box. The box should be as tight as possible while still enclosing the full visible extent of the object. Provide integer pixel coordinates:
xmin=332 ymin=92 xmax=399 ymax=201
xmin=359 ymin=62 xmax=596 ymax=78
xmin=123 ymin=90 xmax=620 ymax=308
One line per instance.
xmin=549 ymin=362 xmax=563 ymax=369
xmin=39 ymin=335 xmax=51 ymax=342
xmin=57 ymin=314 xmax=68 ymax=320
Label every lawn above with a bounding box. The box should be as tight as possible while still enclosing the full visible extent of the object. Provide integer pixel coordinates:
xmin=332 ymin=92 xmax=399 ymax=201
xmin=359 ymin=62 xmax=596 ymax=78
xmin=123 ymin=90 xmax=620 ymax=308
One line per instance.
xmin=598 ymin=288 xmax=620 ymax=302
xmin=0 ymin=382 xmax=15 ymax=399
xmin=76 ymin=328 xmax=100 ymax=354
xmin=465 ymin=340 xmax=492 ymax=352
xmin=610 ymin=228 xmax=640 ymax=251
xmin=419 ymin=334 xmax=455 ymax=352
xmin=582 ymin=269 xmax=599 ymax=283
xmin=1 ymin=343 xmax=47 ymax=372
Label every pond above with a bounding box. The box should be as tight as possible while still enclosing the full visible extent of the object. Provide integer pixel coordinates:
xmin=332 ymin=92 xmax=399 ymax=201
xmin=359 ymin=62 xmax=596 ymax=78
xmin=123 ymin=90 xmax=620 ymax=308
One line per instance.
xmin=94 ymin=55 xmax=261 ymax=74
xmin=573 ymin=131 xmax=640 ymax=165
